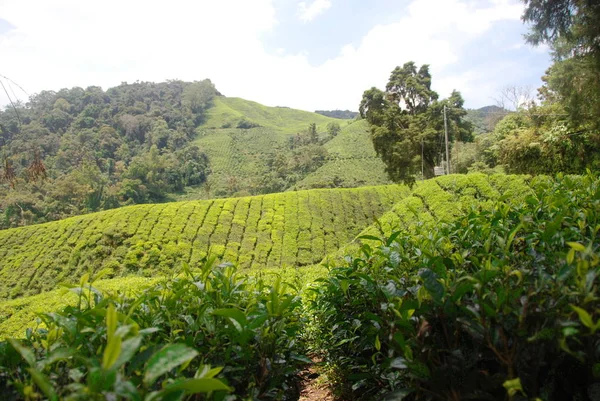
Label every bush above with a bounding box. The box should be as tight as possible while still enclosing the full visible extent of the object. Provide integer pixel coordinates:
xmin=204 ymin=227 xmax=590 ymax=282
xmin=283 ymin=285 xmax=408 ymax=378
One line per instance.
xmin=0 ymin=257 xmax=308 ymax=400
xmin=309 ymin=173 xmax=600 ymax=400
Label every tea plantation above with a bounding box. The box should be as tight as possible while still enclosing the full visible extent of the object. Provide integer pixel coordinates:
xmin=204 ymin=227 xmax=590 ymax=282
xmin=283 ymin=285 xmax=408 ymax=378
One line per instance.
xmin=0 ymin=184 xmax=410 ymax=300
xmin=1 ymin=173 xmax=598 ymax=400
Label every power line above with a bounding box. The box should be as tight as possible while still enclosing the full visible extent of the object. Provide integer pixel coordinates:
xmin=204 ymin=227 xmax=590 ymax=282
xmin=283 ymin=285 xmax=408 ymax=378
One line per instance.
xmin=0 ymin=74 xmax=29 ymax=98
xmin=0 ymin=77 xmax=22 ymax=125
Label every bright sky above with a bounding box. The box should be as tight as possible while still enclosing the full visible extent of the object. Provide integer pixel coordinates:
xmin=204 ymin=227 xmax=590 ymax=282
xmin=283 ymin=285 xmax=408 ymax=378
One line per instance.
xmin=0 ymin=0 xmax=551 ymax=112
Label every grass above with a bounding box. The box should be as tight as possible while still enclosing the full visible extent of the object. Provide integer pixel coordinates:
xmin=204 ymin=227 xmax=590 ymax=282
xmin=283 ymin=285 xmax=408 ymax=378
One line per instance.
xmin=0 ymin=184 xmax=410 ymax=301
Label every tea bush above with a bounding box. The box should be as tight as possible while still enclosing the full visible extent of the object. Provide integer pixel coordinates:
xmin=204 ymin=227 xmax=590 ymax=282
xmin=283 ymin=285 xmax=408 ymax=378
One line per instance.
xmin=309 ymin=173 xmax=600 ymax=400
xmin=0 ymin=257 xmax=308 ymax=400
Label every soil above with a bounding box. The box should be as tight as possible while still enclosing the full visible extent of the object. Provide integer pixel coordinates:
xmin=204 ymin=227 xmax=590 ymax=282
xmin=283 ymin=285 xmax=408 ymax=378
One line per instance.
xmin=297 ymin=363 xmax=334 ymax=401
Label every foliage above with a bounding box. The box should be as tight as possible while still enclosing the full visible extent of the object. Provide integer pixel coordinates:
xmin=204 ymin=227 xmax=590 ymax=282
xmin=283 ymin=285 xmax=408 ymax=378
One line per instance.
xmin=0 ymin=184 xmax=409 ymax=300
xmin=0 ymin=80 xmax=216 ymax=228
xmin=315 ymin=110 xmax=359 ymax=119
xmin=201 ymin=97 xmax=340 ymax=135
xmin=0 ymin=258 xmax=308 ymax=400
xmin=522 ymin=0 xmax=600 ymax=133
xmin=309 ymin=172 xmax=600 ymax=400
xmin=359 ymin=62 xmax=473 ymax=185
xmin=495 ymin=103 xmax=600 ymax=174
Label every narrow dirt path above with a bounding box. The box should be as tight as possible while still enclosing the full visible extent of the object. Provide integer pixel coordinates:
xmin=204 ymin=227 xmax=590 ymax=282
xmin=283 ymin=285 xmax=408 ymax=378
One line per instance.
xmin=297 ymin=363 xmax=334 ymax=401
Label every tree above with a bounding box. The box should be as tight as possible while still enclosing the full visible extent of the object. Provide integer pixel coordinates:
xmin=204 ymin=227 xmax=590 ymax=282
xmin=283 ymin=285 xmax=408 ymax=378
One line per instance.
xmin=522 ymin=0 xmax=600 ymax=60
xmin=326 ymin=122 xmax=341 ymax=138
xmin=308 ymin=123 xmax=319 ymax=143
xmin=182 ymin=80 xmax=216 ymax=114
xmin=359 ymin=62 xmax=472 ymax=184
xmin=522 ymin=0 xmax=600 ymax=130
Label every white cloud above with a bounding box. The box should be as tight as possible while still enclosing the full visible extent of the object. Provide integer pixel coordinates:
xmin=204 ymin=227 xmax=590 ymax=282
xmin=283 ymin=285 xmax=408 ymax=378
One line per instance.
xmin=0 ymin=0 xmax=548 ymax=113
xmin=297 ymin=0 xmax=331 ymax=23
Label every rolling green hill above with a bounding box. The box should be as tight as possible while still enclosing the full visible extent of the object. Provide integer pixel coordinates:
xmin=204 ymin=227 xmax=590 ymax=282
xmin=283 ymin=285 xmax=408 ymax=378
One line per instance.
xmin=201 ymin=96 xmax=342 ymax=133
xmin=0 ymin=173 xmax=535 ymax=339
xmin=0 ymin=184 xmax=409 ymax=301
xmin=194 ymin=103 xmax=390 ymax=197
xmin=293 ymin=120 xmax=391 ymax=189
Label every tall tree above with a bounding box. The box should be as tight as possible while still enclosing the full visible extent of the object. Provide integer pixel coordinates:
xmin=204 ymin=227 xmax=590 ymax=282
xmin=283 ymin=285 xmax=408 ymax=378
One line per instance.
xmin=523 ymin=0 xmax=600 ymax=130
xmin=360 ymin=62 xmax=472 ymax=185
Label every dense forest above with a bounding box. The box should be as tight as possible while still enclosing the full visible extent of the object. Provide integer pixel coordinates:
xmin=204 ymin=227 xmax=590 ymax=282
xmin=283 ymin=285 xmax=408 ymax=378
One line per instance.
xmin=0 ymin=80 xmax=218 ymax=228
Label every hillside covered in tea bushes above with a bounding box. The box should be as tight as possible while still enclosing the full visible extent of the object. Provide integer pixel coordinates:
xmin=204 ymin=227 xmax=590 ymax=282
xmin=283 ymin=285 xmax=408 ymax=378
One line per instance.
xmin=0 ymin=184 xmax=409 ymax=300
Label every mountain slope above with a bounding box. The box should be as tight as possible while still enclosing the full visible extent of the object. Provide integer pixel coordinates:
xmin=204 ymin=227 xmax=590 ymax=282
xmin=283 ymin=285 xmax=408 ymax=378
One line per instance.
xmin=293 ymin=120 xmax=391 ymax=189
xmin=201 ymin=96 xmax=342 ymax=133
xmin=0 ymin=184 xmax=409 ymax=301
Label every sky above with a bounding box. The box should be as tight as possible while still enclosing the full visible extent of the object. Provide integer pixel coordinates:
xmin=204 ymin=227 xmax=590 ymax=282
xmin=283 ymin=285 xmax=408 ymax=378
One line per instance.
xmin=0 ymin=0 xmax=552 ymax=112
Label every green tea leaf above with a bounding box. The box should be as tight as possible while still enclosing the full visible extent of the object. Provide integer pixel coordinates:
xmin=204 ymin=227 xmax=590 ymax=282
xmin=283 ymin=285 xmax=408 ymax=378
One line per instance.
xmin=106 ymin=303 xmax=118 ymax=342
xmin=144 ymin=344 xmax=199 ymax=386
xmin=102 ymin=335 xmax=122 ymax=370
xmin=502 ymin=377 xmax=523 ymax=396
xmin=164 ymin=377 xmax=232 ymax=393
xmin=27 ymin=368 xmax=58 ymax=401
xmin=8 ymin=339 xmax=36 ymax=367
xmin=567 ymin=242 xmax=586 ymax=252
xmin=571 ymin=305 xmax=595 ymax=331
xmin=114 ymin=336 xmax=143 ymax=369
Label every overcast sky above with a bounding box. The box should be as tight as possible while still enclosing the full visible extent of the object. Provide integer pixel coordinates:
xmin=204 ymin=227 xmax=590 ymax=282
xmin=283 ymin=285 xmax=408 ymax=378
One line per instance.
xmin=0 ymin=0 xmax=551 ymax=112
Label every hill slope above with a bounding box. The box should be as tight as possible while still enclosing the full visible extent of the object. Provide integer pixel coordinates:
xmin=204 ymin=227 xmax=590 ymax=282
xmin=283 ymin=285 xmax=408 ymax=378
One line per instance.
xmin=0 ymin=184 xmax=409 ymax=300
xmin=202 ymin=96 xmax=342 ymax=133
xmin=293 ymin=120 xmax=391 ymax=189
xmin=0 ymin=173 xmax=536 ymax=339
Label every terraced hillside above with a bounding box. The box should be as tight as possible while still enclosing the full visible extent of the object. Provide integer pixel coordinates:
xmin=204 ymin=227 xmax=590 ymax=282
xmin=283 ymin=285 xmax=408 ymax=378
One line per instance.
xmin=0 ymin=185 xmax=409 ymax=301
xmin=294 ymin=120 xmax=391 ymax=189
xmin=0 ymin=173 xmax=536 ymax=340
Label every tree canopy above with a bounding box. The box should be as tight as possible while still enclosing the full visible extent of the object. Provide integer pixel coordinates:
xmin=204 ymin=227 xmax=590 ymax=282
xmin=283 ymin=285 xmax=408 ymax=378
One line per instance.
xmin=359 ymin=62 xmax=472 ymax=185
xmin=0 ymin=80 xmax=216 ymax=228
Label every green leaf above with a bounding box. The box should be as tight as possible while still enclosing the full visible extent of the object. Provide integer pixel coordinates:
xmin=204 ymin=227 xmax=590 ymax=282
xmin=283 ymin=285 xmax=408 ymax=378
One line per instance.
xmin=567 ymin=248 xmax=576 ymax=264
xmin=375 ymin=335 xmax=381 ymax=351
xmin=571 ymin=305 xmax=596 ymax=331
xmin=102 ymin=335 xmax=122 ymax=370
xmin=358 ymin=235 xmax=383 ymax=243
xmin=114 ymin=336 xmax=143 ymax=369
xmin=419 ymin=269 xmax=444 ymax=303
xmin=27 ymin=368 xmax=58 ymax=401
xmin=163 ymin=378 xmax=232 ymax=393
xmin=567 ymin=242 xmax=586 ymax=252
xmin=144 ymin=344 xmax=199 ymax=386
xmin=502 ymin=377 xmax=523 ymax=396
xmin=106 ymin=303 xmax=118 ymax=342
xmin=212 ymin=308 xmax=247 ymax=331
xmin=8 ymin=339 xmax=36 ymax=367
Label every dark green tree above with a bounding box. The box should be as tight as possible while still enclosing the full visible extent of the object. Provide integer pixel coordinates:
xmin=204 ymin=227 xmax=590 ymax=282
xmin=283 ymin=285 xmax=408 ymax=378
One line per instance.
xmin=360 ymin=62 xmax=472 ymax=184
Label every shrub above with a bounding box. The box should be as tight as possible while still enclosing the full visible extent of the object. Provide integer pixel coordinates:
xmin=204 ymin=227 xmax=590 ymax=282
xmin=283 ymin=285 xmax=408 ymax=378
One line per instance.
xmin=309 ymin=173 xmax=600 ymax=400
xmin=0 ymin=257 xmax=308 ymax=400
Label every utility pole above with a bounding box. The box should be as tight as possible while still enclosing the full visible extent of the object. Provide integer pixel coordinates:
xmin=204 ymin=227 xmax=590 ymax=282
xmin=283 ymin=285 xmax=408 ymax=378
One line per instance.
xmin=443 ymin=105 xmax=451 ymax=175
xmin=421 ymin=139 xmax=424 ymax=181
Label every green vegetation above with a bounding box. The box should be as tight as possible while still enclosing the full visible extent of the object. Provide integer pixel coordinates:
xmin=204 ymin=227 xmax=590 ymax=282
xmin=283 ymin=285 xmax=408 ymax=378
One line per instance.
xmin=201 ymin=97 xmax=340 ymax=134
xmin=293 ymin=120 xmax=391 ymax=190
xmin=0 ymin=184 xmax=408 ymax=300
xmin=0 ymin=260 xmax=306 ymax=400
xmin=1 ymin=173 xmax=598 ymax=400
xmin=309 ymin=173 xmax=600 ymax=400
xmin=0 ymin=80 xmax=216 ymax=229
xmin=360 ymin=62 xmax=473 ymax=184
xmin=195 ymin=111 xmax=386 ymax=197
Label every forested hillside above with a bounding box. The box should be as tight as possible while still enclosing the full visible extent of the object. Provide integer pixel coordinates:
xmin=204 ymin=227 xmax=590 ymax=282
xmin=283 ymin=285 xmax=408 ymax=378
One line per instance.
xmin=0 ymin=80 xmax=217 ymax=229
